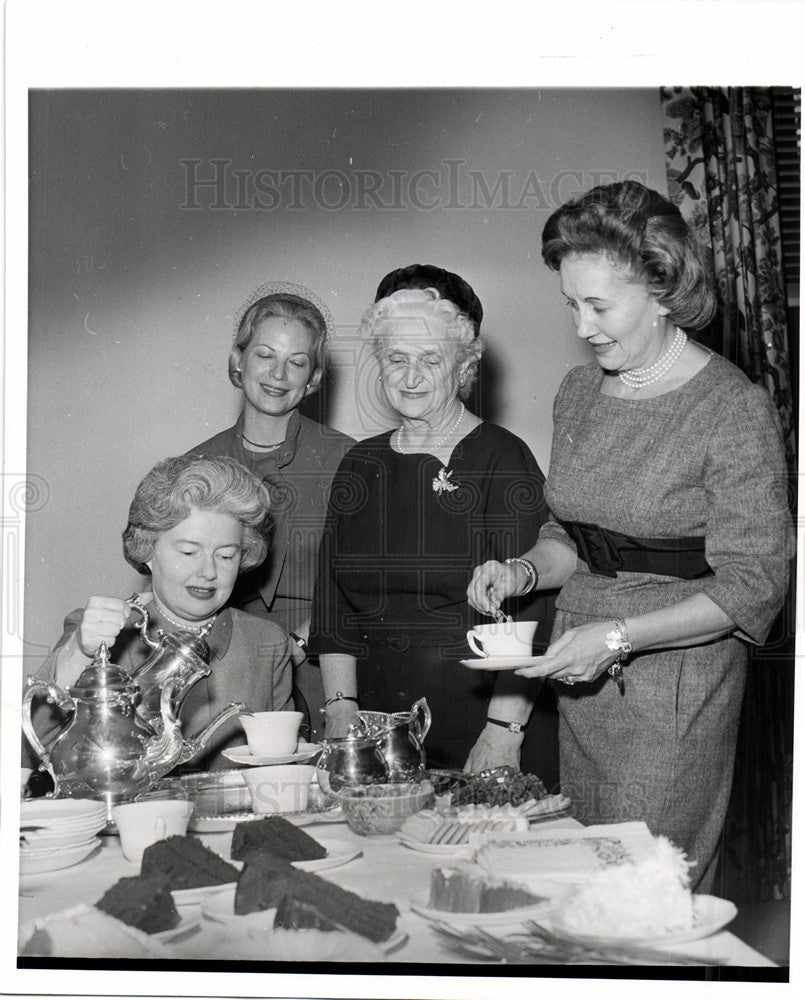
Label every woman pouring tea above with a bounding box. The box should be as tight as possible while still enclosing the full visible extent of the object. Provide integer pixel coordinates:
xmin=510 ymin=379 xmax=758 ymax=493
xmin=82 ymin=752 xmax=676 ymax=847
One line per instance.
xmin=31 ymin=453 xmax=294 ymax=770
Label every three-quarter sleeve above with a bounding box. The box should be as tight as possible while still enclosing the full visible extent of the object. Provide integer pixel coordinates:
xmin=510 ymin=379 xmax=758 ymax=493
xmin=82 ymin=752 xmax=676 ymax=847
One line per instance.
xmin=34 ymin=609 xmax=84 ymax=683
xmin=700 ymin=382 xmax=794 ymax=644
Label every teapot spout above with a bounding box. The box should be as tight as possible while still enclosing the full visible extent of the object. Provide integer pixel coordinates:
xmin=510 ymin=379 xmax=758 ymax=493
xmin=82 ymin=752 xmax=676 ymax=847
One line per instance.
xmin=179 ymin=702 xmax=246 ymax=764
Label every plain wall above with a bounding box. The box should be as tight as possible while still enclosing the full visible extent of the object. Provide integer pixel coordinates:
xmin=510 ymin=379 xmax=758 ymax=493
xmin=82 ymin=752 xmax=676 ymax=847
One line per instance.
xmin=24 ymin=88 xmax=668 ymax=669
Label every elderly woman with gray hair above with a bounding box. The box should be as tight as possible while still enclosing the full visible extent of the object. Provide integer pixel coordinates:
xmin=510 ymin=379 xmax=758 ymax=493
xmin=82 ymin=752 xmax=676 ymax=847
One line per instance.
xmin=34 ymin=454 xmax=294 ymax=770
xmin=308 ymin=268 xmax=552 ymax=770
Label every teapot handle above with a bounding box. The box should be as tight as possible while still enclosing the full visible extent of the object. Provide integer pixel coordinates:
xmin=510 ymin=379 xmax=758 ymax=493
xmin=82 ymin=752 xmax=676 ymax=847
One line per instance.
xmin=126 ymin=594 xmax=160 ymax=650
xmin=410 ymin=697 xmax=431 ymax=742
xmin=21 ymin=676 xmax=75 ymax=788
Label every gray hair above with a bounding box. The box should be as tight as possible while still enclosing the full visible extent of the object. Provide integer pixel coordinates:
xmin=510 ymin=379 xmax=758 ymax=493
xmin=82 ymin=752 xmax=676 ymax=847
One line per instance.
xmin=122 ymin=455 xmax=271 ymax=575
xmin=361 ymin=288 xmax=484 ymax=400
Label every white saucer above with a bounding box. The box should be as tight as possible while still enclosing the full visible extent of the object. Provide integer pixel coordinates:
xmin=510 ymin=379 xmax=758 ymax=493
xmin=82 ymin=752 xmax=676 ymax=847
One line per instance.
xmin=460 ymin=656 xmax=541 ymax=671
xmin=222 ymin=742 xmax=322 ymax=766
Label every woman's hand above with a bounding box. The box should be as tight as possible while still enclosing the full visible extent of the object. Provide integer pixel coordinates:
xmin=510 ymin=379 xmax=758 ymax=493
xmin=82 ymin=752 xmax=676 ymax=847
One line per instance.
xmin=464 ymin=722 xmax=524 ymax=773
xmin=323 ymin=698 xmax=359 ymax=739
xmin=466 ymin=560 xmax=521 ymax=617
xmin=77 ymin=592 xmax=152 ymax=658
xmin=514 ymin=621 xmax=620 ymax=683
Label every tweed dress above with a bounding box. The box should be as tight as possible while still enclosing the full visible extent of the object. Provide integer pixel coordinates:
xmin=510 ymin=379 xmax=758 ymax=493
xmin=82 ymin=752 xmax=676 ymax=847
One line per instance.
xmin=541 ymin=353 xmax=793 ymax=892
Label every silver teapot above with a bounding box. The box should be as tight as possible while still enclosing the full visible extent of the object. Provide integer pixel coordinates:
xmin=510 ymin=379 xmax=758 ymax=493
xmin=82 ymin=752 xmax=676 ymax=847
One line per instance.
xmin=352 ymin=697 xmax=431 ymax=779
xmin=125 ymin=596 xmax=215 ymax=733
xmin=22 ymin=636 xmax=243 ymax=807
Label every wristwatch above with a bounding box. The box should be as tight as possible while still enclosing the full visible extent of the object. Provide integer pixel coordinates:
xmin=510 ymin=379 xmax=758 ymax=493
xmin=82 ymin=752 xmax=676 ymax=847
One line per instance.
xmin=487 ymin=718 xmax=524 ymax=734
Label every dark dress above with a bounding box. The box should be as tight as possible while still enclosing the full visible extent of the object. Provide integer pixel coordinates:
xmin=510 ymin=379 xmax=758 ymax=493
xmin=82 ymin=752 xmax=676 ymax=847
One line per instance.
xmin=540 ymin=354 xmax=794 ymax=890
xmin=308 ymin=422 xmax=552 ymax=769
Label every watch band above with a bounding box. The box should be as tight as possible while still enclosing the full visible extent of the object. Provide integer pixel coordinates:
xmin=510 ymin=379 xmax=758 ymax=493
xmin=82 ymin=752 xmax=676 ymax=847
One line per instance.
xmin=487 ymin=717 xmax=524 ymax=734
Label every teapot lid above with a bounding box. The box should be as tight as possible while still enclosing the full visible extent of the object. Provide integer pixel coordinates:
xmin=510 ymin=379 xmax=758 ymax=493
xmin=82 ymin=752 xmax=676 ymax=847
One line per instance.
xmin=70 ymin=642 xmax=137 ymax=698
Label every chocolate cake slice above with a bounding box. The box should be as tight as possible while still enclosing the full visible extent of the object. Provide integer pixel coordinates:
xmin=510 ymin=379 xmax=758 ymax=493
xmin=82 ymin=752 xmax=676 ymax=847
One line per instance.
xmin=230 ymin=816 xmax=327 ymax=863
xmin=271 ymin=869 xmax=399 ymax=943
xmin=234 ymin=852 xmax=298 ymax=916
xmin=140 ymin=835 xmax=238 ymax=889
xmin=96 ymin=875 xmax=180 ymax=933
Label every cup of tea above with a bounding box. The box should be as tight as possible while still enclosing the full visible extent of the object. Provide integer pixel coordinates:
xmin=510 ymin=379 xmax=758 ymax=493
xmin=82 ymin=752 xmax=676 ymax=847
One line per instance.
xmin=239 ymin=710 xmax=303 ymax=756
xmin=243 ymin=764 xmax=316 ymax=814
xmin=112 ymin=798 xmax=194 ymax=865
xmin=466 ymin=620 xmax=538 ymax=658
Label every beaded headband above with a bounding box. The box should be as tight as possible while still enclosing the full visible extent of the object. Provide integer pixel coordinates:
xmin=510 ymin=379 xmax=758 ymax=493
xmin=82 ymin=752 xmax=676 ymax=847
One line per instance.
xmin=231 ymin=280 xmax=335 ymax=344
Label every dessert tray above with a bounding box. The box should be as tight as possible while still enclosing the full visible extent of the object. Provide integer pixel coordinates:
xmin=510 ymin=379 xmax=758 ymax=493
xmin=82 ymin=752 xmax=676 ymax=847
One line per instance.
xmin=221 ymin=742 xmax=321 ymax=766
xmin=547 ymin=894 xmax=738 ymax=948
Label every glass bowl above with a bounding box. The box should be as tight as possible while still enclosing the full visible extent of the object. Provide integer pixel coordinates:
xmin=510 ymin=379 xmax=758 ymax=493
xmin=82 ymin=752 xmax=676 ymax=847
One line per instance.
xmin=335 ymin=780 xmax=435 ymax=836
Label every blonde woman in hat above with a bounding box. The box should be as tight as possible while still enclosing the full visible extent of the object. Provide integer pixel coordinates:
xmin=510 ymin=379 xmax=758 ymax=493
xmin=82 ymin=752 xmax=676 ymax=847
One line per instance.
xmin=186 ymin=283 xmax=354 ymax=734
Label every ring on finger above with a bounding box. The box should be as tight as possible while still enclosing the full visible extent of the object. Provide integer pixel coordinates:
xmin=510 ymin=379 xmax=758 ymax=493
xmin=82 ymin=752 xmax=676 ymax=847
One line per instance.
xmin=562 ymin=677 xmax=576 ymax=686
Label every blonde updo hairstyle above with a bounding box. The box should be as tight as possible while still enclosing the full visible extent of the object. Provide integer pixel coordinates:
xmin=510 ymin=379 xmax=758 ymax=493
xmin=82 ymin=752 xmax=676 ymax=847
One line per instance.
xmin=361 ymin=288 xmax=484 ymax=401
xmin=123 ymin=454 xmax=272 ymax=575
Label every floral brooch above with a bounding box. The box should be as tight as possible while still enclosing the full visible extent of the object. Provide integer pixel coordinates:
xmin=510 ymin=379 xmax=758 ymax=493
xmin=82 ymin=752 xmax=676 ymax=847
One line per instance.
xmin=432 ymin=467 xmax=459 ymax=494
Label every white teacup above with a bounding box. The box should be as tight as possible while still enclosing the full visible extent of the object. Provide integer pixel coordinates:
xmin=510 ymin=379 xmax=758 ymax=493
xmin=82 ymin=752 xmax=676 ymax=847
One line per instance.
xmin=112 ymin=798 xmax=193 ymax=865
xmin=243 ymin=764 xmax=316 ymax=814
xmin=239 ymin=710 xmax=303 ymax=757
xmin=466 ymin=620 xmax=538 ymax=658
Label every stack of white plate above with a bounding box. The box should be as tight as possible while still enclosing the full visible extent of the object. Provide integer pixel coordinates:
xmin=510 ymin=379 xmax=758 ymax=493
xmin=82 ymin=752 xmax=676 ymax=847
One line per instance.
xmin=20 ymin=799 xmax=108 ymax=875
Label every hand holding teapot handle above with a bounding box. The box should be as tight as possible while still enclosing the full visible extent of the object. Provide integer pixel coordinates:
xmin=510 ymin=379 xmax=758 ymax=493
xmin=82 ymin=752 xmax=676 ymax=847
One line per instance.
xmin=78 ymin=591 xmax=153 ymax=657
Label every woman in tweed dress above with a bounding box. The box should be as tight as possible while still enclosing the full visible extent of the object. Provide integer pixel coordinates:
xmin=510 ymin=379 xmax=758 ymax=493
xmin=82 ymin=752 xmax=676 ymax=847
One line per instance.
xmin=467 ymin=181 xmax=794 ymax=892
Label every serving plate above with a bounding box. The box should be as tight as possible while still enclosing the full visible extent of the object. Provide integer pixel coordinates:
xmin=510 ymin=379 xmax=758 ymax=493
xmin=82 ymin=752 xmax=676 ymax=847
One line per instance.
xmin=398 ymin=836 xmax=473 ymax=857
xmin=172 ymin=848 xmax=362 ymax=909
xmin=460 ymin=656 xmax=542 ymax=671
xmin=221 ymin=742 xmax=321 ymax=766
xmin=547 ymin=894 xmax=738 ymax=948
xmin=188 ymin=803 xmax=343 ymax=833
xmin=169 ymin=912 xmax=404 ymax=961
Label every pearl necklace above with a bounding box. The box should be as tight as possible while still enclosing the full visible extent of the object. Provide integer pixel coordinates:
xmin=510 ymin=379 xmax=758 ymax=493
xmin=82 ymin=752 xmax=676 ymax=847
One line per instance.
xmin=619 ymin=327 xmax=688 ymax=389
xmin=396 ymin=405 xmax=465 ymax=455
xmin=154 ymin=600 xmax=217 ymax=635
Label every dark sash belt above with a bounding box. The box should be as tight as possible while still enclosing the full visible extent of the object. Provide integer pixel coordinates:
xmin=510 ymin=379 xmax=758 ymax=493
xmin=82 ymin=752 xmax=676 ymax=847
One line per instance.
xmin=559 ymin=519 xmax=713 ymax=580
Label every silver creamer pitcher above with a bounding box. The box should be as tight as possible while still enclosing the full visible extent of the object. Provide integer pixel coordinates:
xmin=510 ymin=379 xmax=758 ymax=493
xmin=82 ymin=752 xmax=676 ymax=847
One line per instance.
xmin=353 ymin=697 xmax=431 ymax=779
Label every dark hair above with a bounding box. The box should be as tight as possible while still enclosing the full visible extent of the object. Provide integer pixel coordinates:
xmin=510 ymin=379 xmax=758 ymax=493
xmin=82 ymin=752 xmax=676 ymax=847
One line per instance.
xmin=541 ymin=180 xmax=716 ymax=329
xmin=123 ymin=455 xmax=272 ymax=575
xmin=374 ymin=264 xmax=484 ymax=335
xmin=229 ymin=294 xmax=328 ymax=390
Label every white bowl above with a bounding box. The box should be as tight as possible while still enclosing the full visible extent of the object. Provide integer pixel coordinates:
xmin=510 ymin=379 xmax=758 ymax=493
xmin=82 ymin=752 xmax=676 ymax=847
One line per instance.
xmin=242 ymin=764 xmax=316 ymax=814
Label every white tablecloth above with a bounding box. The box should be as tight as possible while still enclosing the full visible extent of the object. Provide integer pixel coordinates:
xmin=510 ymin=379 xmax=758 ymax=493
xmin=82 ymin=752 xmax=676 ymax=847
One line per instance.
xmin=18 ymin=816 xmax=774 ymax=967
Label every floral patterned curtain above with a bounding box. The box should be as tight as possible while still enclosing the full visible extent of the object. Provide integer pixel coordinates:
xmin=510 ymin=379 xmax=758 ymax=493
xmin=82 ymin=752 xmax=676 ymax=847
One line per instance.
xmin=661 ymin=87 xmax=796 ymax=470
xmin=662 ymin=87 xmax=796 ymax=905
